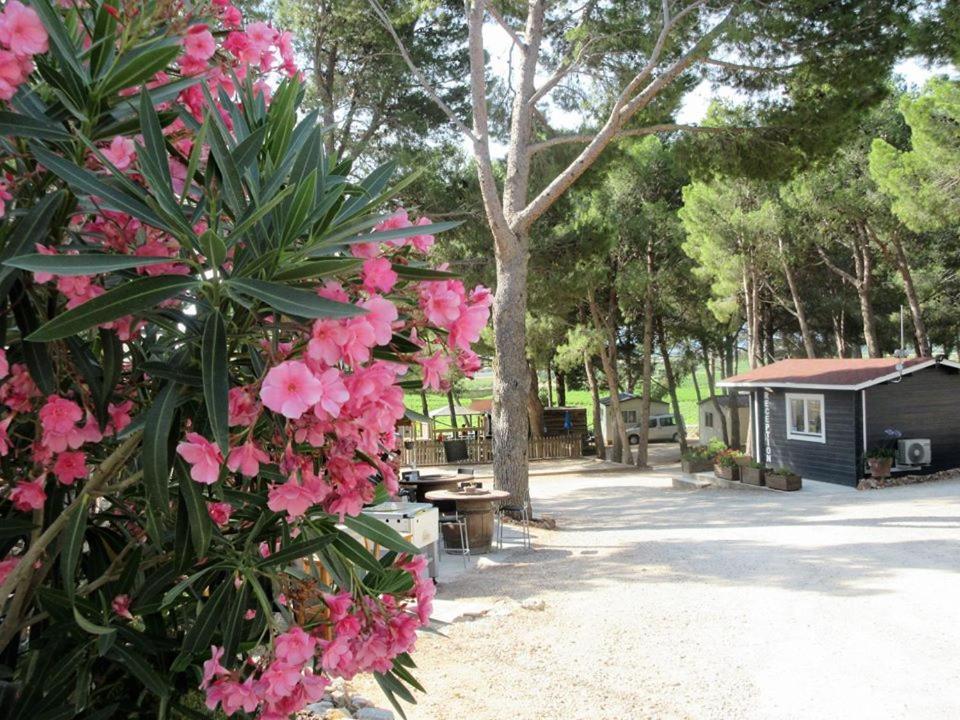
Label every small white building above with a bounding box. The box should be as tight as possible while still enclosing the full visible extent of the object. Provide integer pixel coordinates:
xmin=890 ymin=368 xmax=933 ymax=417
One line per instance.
xmin=599 ymin=393 xmax=670 ymax=443
xmin=698 ymin=395 xmax=750 ymax=446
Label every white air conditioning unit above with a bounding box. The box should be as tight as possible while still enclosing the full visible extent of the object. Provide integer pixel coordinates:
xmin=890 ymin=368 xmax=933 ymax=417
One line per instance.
xmin=897 ymin=438 xmax=931 ymax=466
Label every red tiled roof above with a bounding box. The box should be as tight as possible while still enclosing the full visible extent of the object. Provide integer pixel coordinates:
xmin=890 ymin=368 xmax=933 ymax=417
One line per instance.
xmin=468 ymin=398 xmax=493 ymax=412
xmin=719 ymin=357 xmax=936 ymax=389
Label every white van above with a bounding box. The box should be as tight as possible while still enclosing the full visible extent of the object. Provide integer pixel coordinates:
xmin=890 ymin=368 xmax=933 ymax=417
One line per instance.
xmin=626 ymin=414 xmax=679 ymax=444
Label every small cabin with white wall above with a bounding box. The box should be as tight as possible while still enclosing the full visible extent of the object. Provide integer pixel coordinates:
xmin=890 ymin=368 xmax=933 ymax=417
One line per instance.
xmin=599 ymin=393 xmax=669 ymax=444
xmin=719 ymin=357 xmax=960 ymax=486
xmin=698 ymin=395 xmax=750 ymax=446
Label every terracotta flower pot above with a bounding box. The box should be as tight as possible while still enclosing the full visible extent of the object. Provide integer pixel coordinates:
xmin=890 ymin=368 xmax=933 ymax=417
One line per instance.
xmin=868 ymin=457 xmax=893 ymax=479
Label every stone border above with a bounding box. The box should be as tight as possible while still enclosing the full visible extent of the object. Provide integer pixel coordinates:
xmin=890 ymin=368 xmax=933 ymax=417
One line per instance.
xmin=857 ymin=468 xmax=960 ymax=490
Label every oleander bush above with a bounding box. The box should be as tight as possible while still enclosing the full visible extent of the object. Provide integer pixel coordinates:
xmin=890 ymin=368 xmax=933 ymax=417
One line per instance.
xmin=0 ymin=1 xmax=489 ymax=717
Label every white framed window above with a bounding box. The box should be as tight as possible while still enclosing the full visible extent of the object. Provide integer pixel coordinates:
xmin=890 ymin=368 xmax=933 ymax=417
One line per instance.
xmin=704 ymin=411 xmax=714 ymax=428
xmin=785 ymin=393 xmax=825 ymax=443
xmin=622 ymin=410 xmax=637 ymax=424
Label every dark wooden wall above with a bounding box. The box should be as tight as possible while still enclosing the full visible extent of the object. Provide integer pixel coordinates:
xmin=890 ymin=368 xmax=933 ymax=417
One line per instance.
xmin=864 ymin=365 xmax=960 ymax=473
xmin=763 ymin=389 xmax=860 ymax=486
xmin=543 ymin=407 xmax=588 ymax=437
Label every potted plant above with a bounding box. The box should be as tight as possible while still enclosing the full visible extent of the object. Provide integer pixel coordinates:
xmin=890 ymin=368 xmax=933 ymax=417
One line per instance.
xmin=741 ymin=460 xmax=766 ymax=486
xmin=681 ymin=445 xmax=715 ymax=474
xmin=767 ymin=467 xmax=802 ymax=491
xmin=866 ymin=447 xmax=896 ymax=479
xmin=713 ymin=448 xmax=743 ymax=481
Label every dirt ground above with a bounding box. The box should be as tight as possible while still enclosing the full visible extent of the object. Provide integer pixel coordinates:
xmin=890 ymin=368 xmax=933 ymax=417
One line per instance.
xmin=355 ymin=464 xmax=960 ymax=719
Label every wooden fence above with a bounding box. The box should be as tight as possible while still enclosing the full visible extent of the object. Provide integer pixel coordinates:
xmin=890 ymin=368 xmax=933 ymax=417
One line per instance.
xmin=400 ymin=435 xmax=582 ymax=467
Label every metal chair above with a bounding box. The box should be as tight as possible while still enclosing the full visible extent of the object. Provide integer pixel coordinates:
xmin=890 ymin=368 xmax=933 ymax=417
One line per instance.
xmin=439 ymin=510 xmax=469 ymax=566
xmin=496 ymin=494 xmax=531 ymax=550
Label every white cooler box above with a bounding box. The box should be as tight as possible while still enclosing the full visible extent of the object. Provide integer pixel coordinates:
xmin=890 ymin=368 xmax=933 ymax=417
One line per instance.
xmin=363 ymin=502 xmax=440 ymax=578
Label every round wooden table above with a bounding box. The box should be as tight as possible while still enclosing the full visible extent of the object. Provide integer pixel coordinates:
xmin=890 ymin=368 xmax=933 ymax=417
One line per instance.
xmin=425 ymin=488 xmax=511 ymax=554
xmin=399 ymin=474 xmax=464 ymax=503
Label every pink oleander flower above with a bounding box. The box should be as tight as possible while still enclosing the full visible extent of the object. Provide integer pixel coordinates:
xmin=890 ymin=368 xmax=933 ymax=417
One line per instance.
xmin=260 ymin=361 xmax=324 ymax=419
xmin=107 ymin=400 xmax=133 ymax=433
xmin=358 ymin=295 xmax=398 ymax=345
xmin=0 ymin=347 xmax=7 ymax=380
xmin=0 ymin=555 xmax=18 ymax=586
xmin=10 ymin=477 xmax=45 ymax=512
xmin=38 ymin=395 xmax=85 ymax=452
xmin=101 ymin=136 xmax=136 ymax=171
xmin=206 ymin=501 xmax=233 ymax=526
xmin=205 ymin=677 xmax=259 ymax=715
xmin=176 ymin=432 xmax=223 ymax=485
xmin=274 ymin=626 xmax=317 ymax=665
xmin=0 ymin=181 xmax=10 ymax=217
xmin=456 ymin=348 xmax=483 ymax=377
xmin=266 ymin=474 xmax=327 ymax=520
xmin=245 ymin=21 xmax=278 ymax=54
xmin=111 ymin=594 xmax=133 ymax=620
xmin=307 ymin=319 xmax=348 ymax=366
xmin=0 ymin=1 xmax=48 ymax=57
xmin=419 ymin=280 xmax=464 ymax=327
xmin=312 ymin=367 xmax=349 ymax=421
xmin=361 ymin=257 xmax=397 ymax=294
xmin=183 ymin=24 xmax=216 ymax=62
xmin=228 ymin=386 xmax=259 ymax=426
xmin=416 ymin=351 xmax=451 ymax=391
xmin=53 ymin=450 xmax=87 ymax=485
xmin=202 ymin=645 xmax=227 ymax=689
xmin=408 ymin=215 xmax=435 ymax=253
xmin=226 ymin=441 xmax=269 ymax=477
xmin=256 ymin=660 xmax=301 ymax=704
xmin=0 ymin=415 xmax=12 ymax=457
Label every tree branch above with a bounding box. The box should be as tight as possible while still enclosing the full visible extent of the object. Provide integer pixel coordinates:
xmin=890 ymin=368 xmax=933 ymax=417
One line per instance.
xmin=365 ymin=0 xmax=477 ymax=143
xmin=487 ymin=2 xmax=526 ymax=50
xmin=527 ymin=123 xmax=748 ymax=155
xmin=516 ymin=6 xmax=735 ymax=230
xmin=704 ymin=58 xmax=801 ymax=73
xmin=816 ymin=244 xmax=858 ymax=286
xmin=466 ymin=0 xmax=514 ymax=256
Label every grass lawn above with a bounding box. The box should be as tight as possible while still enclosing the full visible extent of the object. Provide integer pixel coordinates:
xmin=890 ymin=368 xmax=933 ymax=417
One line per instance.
xmin=405 ymin=370 xmax=711 ymax=432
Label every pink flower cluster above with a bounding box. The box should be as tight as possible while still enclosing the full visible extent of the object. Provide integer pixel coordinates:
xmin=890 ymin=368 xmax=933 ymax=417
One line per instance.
xmin=203 ymin=553 xmax=434 ymax=718
xmin=204 ymin=628 xmax=327 ymax=718
xmin=320 ymin=554 xmax=434 ymax=679
xmin=0 ymin=0 xmax=48 ymax=100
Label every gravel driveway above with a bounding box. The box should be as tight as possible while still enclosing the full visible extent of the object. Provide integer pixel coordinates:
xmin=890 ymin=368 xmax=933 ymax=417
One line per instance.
xmin=356 ymin=466 xmax=960 ymax=719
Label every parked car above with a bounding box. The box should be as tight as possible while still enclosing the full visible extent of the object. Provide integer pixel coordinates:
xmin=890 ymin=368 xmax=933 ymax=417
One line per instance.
xmin=626 ymin=414 xmax=680 ymax=444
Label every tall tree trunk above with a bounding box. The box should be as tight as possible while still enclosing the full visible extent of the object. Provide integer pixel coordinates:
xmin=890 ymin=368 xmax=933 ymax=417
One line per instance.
xmin=702 ymin=343 xmax=729 ymax=446
xmin=723 ymin=335 xmax=742 ymax=448
xmin=588 ymin=289 xmax=630 ymax=464
xmin=657 ymin=318 xmax=687 ymax=454
xmin=584 ymin=353 xmax=604 ymax=456
xmin=778 ymin=237 xmax=816 ymax=358
xmin=546 ymin=362 xmax=554 ymax=407
xmin=833 ymin=312 xmax=847 ymax=357
xmin=446 ymin=391 xmax=458 ymax=431
xmin=491 ymin=244 xmax=530 ymax=504
xmin=889 ymin=232 xmax=930 ymax=356
xmin=556 ymin=369 xmax=567 ymax=407
xmin=852 ymin=226 xmax=881 ymax=357
xmin=690 ymin=360 xmax=703 ymax=405
xmin=527 ymin=360 xmax=545 ymax=437
xmin=636 ymin=238 xmax=656 ymax=468
xmin=763 ymin=304 xmax=775 ymax=364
